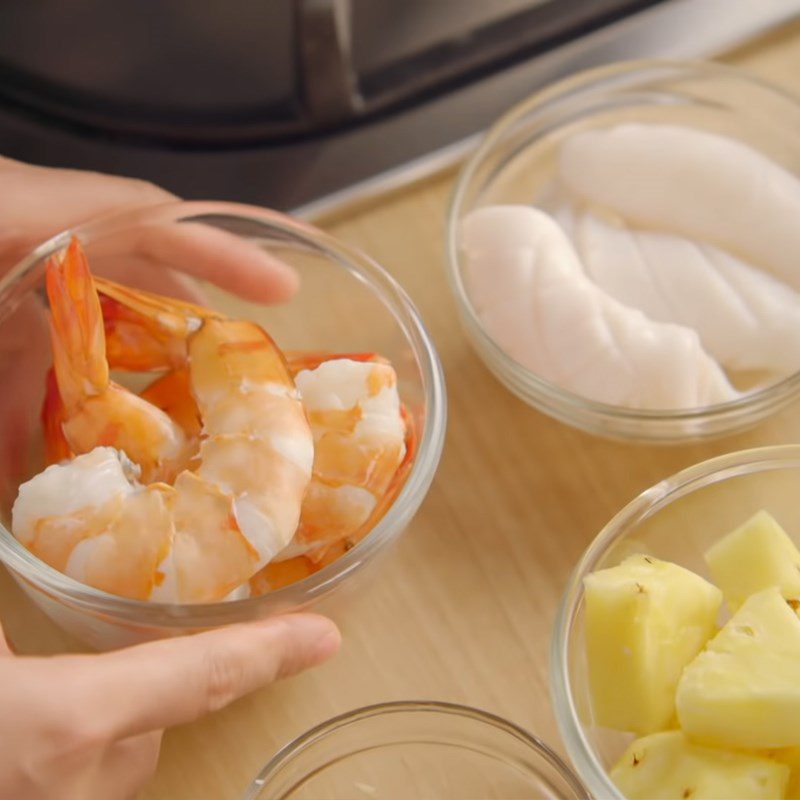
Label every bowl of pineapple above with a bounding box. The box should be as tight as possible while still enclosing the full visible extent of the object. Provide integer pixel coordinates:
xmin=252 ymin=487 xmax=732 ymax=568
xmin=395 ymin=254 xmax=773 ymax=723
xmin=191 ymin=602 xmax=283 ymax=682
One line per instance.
xmin=551 ymin=444 xmax=800 ymax=800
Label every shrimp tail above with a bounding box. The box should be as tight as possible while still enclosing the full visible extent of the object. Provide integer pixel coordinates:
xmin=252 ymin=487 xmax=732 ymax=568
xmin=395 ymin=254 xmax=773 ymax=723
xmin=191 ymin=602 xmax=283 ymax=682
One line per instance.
xmin=41 ymin=368 xmax=73 ymax=465
xmin=44 ymin=240 xmax=191 ymax=483
xmin=94 ymin=277 xmax=233 ymax=371
xmin=96 ymin=276 xmax=221 ymax=372
xmin=45 ymin=237 xmax=109 ymax=410
xmin=100 ymin=294 xmax=183 ymax=371
xmin=94 ymin=276 xmax=219 ymax=330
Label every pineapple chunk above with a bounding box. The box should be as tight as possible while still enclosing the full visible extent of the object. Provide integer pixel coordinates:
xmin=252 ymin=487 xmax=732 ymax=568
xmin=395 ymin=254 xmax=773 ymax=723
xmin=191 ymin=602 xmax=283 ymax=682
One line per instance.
xmin=705 ymin=510 xmax=800 ymax=611
xmin=584 ymin=554 xmax=721 ymax=734
xmin=677 ymin=587 xmax=800 ymax=749
xmin=770 ymin=748 xmax=800 ymax=800
xmin=611 ymin=731 xmax=789 ymax=800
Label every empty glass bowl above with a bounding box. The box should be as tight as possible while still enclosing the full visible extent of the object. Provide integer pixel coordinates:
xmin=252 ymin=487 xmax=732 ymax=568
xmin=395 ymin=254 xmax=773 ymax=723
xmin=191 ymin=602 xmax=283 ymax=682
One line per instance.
xmin=447 ymin=60 xmax=800 ymax=441
xmin=244 ymin=701 xmax=588 ymax=799
xmin=0 ymin=201 xmax=446 ymax=649
xmin=550 ymin=444 xmax=800 ymax=798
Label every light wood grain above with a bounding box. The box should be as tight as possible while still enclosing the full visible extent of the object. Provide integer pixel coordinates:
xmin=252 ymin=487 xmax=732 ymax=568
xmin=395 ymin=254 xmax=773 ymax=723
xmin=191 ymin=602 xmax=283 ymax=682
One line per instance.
xmin=3 ymin=20 xmax=800 ymax=800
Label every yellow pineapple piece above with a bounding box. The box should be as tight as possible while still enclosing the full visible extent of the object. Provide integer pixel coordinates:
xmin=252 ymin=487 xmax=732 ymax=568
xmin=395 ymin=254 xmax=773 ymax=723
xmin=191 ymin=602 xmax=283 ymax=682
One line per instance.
xmin=677 ymin=587 xmax=800 ymax=749
xmin=770 ymin=748 xmax=800 ymax=800
xmin=611 ymin=731 xmax=789 ymax=800
xmin=584 ymin=554 xmax=721 ymax=734
xmin=705 ymin=510 xmax=800 ymax=611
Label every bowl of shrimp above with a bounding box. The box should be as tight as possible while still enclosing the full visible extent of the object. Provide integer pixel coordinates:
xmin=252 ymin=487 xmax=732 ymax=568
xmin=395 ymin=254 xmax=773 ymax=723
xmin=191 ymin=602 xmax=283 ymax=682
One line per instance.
xmin=0 ymin=201 xmax=445 ymax=650
xmin=447 ymin=59 xmax=800 ymax=442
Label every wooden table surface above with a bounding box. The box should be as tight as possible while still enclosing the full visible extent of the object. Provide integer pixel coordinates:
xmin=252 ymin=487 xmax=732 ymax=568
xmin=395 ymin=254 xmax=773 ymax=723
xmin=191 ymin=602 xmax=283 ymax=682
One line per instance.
xmin=4 ymin=20 xmax=800 ymax=800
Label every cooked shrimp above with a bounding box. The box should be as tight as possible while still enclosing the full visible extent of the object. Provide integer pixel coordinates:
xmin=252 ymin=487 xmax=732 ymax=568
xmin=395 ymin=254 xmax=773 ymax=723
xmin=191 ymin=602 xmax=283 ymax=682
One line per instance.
xmin=249 ymin=539 xmax=348 ymax=594
xmin=41 ymin=368 xmax=203 ymax=470
xmin=250 ymin=398 xmax=416 ymax=595
xmin=279 ymin=354 xmax=408 ymax=562
xmin=40 ymin=266 xmax=412 ymax=593
xmin=141 ymin=352 xmax=409 ymax=555
xmin=43 ymin=239 xmax=191 ymax=484
xmin=114 ymin=351 xmax=412 ymax=586
xmin=13 ymin=238 xmax=313 ymax=602
xmin=139 ymin=367 xmax=203 ymax=444
xmin=41 ymin=368 xmax=71 ymax=465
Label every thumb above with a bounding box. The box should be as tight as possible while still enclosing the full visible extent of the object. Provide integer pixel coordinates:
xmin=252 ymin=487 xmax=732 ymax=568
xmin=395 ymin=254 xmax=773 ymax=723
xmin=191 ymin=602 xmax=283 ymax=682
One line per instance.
xmin=82 ymin=614 xmax=341 ymax=738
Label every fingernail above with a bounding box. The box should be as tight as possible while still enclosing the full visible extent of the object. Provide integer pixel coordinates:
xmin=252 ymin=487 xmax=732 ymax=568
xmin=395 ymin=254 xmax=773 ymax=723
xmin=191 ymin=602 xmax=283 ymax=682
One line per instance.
xmin=312 ymin=628 xmax=342 ymax=662
xmin=266 ymin=260 xmax=300 ymax=302
xmin=271 ymin=614 xmax=341 ymax=662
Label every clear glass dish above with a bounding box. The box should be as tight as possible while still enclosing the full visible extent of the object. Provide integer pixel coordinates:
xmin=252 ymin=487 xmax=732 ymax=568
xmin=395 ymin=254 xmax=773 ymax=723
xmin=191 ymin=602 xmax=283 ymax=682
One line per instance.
xmin=447 ymin=60 xmax=800 ymax=442
xmin=244 ymin=700 xmax=589 ymax=799
xmin=0 ymin=201 xmax=446 ymax=650
xmin=549 ymin=444 xmax=800 ymax=798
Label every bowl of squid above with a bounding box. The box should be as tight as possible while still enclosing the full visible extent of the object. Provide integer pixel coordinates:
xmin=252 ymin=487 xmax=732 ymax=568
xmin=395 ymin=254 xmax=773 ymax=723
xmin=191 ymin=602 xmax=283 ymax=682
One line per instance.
xmin=447 ymin=59 xmax=800 ymax=441
xmin=0 ymin=201 xmax=445 ymax=650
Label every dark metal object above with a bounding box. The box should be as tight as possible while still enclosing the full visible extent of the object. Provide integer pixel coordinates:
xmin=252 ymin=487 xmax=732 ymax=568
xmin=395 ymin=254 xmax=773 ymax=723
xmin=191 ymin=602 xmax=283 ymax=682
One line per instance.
xmin=296 ymin=0 xmax=361 ymax=125
xmin=0 ymin=0 xmax=796 ymax=212
xmin=0 ymin=0 xmax=661 ymax=145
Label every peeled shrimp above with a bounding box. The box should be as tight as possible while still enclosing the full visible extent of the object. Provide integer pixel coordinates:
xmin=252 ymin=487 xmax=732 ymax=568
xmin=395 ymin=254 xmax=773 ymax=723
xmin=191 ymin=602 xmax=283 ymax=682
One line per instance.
xmin=94 ymin=287 xmax=410 ymax=564
xmin=134 ymin=353 xmax=409 ymax=569
xmin=36 ymin=257 xmax=411 ymax=595
xmin=12 ymin=238 xmax=313 ymax=602
xmin=42 ymin=239 xmax=190 ymax=484
xmin=559 ymin=123 xmax=800 ymax=288
xmin=251 ymin=354 xmax=413 ymax=593
xmin=279 ymin=354 xmax=407 ymax=561
xmin=562 ymin=211 xmax=800 ymax=376
xmin=460 ymin=205 xmax=738 ymax=409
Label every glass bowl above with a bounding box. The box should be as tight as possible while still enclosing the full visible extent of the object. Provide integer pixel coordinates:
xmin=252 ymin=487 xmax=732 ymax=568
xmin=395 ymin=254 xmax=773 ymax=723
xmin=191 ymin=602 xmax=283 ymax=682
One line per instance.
xmin=550 ymin=444 xmax=800 ymax=798
xmin=446 ymin=59 xmax=800 ymax=442
xmin=0 ymin=201 xmax=446 ymax=650
xmin=243 ymin=700 xmax=589 ymax=799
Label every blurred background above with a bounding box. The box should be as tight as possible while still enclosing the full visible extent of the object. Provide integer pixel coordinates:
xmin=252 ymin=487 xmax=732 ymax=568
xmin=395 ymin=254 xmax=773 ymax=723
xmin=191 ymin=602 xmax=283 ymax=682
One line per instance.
xmin=0 ymin=0 xmax=798 ymax=213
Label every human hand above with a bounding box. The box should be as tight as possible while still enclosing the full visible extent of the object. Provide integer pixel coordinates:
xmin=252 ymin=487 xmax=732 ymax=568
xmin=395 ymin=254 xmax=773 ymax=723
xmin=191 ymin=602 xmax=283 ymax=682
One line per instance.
xmin=0 ymin=154 xmax=298 ymax=300
xmin=0 ymin=155 xmax=300 ymax=503
xmin=0 ymin=159 xmax=336 ymax=798
xmin=0 ymin=613 xmax=340 ymax=800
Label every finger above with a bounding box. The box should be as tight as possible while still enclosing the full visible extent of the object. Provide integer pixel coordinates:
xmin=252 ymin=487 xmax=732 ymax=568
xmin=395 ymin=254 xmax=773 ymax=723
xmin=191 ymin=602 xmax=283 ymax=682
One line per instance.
xmin=140 ymin=223 xmax=301 ymax=302
xmin=92 ymin=222 xmax=300 ymax=303
xmin=96 ymin=730 xmax=162 ymax=800
xmin=95 ymin=257 xmax=210 ymax=305
xmin=82 ymin=614 xmax=339 ymax=738
xmin=5 ymin=165 xmax=174 ymax=251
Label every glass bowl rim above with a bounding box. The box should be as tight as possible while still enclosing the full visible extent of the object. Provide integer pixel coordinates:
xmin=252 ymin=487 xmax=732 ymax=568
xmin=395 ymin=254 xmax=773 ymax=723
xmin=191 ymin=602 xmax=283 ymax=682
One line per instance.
xmin=243 ymin=699 xmax=589 ymax=800
xmin=445 ymin=57 xmax=800 ymax=423
xmin=0 ymin=199 xmax=447 ymax=626
xmin=549 ymin=442 xmax=800 ymax=799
